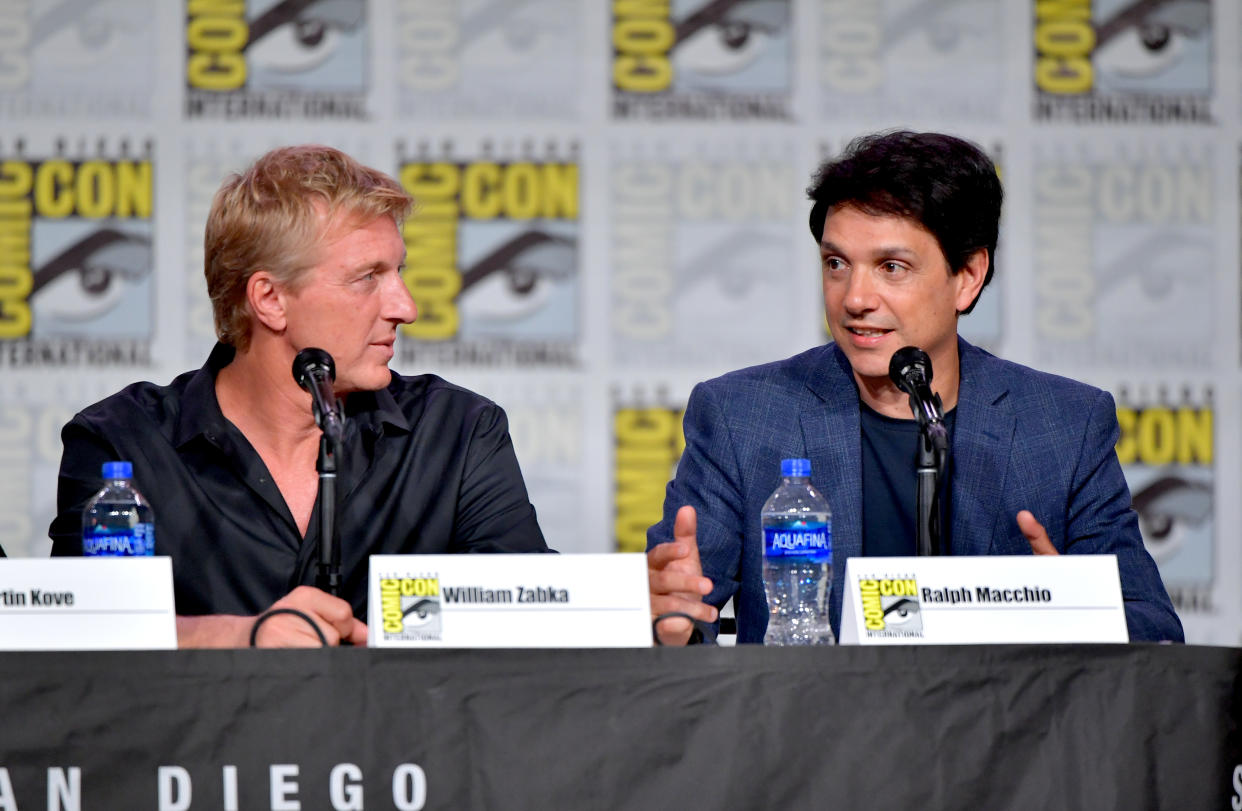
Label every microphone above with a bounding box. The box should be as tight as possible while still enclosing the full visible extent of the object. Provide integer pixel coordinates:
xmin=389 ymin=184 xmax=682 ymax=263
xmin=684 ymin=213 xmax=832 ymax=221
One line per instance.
xmin=292 ymin=348 xmax=344 ymax=443
xmin=888 ymin=346 xmax=944 ymax=428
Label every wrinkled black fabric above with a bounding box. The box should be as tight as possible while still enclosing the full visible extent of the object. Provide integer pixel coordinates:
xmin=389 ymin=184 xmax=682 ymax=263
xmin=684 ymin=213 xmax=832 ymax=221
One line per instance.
xmin=50 ymin=343 xmax=548 ymax=618
xmin=0 ymin=645 xmax=1238 ymax=809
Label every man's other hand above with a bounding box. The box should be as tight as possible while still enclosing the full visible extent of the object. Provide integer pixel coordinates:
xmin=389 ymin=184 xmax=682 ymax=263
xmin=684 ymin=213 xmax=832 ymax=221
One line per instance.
xmin=176 ymin=585 xmax=369 ymax=648
xmin=1017 ymin=510 xmax=1058 ymax=556
xmin=648 ymin=505 xmax=717 ymax=646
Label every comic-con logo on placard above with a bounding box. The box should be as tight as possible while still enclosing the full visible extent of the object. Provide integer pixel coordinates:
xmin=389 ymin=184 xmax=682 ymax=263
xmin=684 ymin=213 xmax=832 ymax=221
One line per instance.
xmin=858 ymin=576 xmax=924 ymax=638
xmin=0 ymin=140 xmax=154 ymax=369
xmin=818 ymin=0 xmax=1004 ymax=121
xmin=1033 ymin=0 xmax=1212 ymax=123
xmin=0 ymin=0 xmax=157 ymax=118
xmin=1032 ymin=140 xmax=1214 ymax=368
xmin=380 ymin=575 xmax=442 ymax=642
xmin=1115 ymin=385 xmax=1214 ymax=616
xmin=185 ymin=0 xmax=368 ymax=120
xmin=396 ymin=141 xmax=580 ymax=368
xmin=612 ymin=0 xmax=793 ymax=120
xmin=613 ymin=390 xmax=684 ymax=553
xmin=395 ymin=0 xmax=582 ymax=118
xmin=610 ymin=142 xmax=803 ymax=368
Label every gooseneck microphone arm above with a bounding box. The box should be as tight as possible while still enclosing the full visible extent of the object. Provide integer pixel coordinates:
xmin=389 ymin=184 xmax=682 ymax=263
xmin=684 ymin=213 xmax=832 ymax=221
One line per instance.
xmin=889 ymin=347 xmax=950 ymax=557
xmin=292 ymin=348 xmax=344 ymax=596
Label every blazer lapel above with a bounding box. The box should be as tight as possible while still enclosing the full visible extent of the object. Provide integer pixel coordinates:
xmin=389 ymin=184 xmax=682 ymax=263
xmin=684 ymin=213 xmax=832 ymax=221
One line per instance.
xmin=800 ymin=345 xmax=863 ymax=567
xmin=950 ymin=340 xmax=1016 ymax=555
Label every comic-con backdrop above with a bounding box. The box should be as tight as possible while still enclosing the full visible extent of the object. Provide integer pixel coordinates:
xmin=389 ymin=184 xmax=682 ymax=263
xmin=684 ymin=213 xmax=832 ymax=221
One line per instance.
xmin=0 ymin=0 xmax=1238 ymax=645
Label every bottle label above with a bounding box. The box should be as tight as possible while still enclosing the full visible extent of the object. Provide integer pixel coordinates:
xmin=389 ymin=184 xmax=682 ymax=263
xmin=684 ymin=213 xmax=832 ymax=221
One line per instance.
xmin=83 ymin=524 xmax=155 ymax=556
xmin=763 ymin=523 xmax=831 ymax=562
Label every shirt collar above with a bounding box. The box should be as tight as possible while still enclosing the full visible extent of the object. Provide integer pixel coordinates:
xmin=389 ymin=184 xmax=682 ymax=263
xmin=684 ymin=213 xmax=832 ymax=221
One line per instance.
xmin=173 ymin=343 xmax=411 ymax=447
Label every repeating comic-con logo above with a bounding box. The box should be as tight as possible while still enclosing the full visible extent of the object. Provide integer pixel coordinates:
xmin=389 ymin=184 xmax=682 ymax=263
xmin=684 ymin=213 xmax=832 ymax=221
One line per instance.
xmin=0 ymin=138 xmax=154 ymax=369
xmin=395 ymin=139 xmax=580 ymax=368
xmin=1033 ymin=139 xmax=1214 ymax=369
xmin=858 ymin=575 xmax=924 ymax=638
xmin=379 ymin=573 xmax=443 ymax=642
xmin=611 ymin=0 xmax=793 ymax=121
xmin=185 ymin=0 xmax=368 ymax=120
xmin=813 ymin=138 xmax=1004 ymax=352
xmin=611 ymin=141 xmax=804 ymax=369
xmin=0 ymin=0 xmax=157 ymax=118
xmin=0 ymin=378 xmax=123 ymax=558
xmin=818 ymin=0 xmax=1003 ymax=121
xmin=467 ymin=378 xmax=586 ymax=552
xmin=183 ymin=143 xmax=247 ymax=365
xmin=613 ymin=387 xmax=685 ymax=553
xmin=395 ymin=0 xmax=582 ymax=119
xmin=1033 ymin=0 xmax=1213 ymax=123
xmin=1115 ymin=384 xmax=1214 ymax=617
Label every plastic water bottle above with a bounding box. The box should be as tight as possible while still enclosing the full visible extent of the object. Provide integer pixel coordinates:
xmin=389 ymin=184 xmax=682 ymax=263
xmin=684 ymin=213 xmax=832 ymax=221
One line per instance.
xmin=82 ymin=461 xmax=155 ymax=557
xmin=762 ymin=458 xmax=834 ymax=645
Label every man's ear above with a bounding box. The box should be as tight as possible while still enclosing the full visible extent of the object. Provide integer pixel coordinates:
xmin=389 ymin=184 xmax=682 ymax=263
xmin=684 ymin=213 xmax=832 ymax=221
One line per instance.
xmin=954 ymin=248 xmax=988 ymax=314
xmin=246 ymin=271 xmax=287 ymax=333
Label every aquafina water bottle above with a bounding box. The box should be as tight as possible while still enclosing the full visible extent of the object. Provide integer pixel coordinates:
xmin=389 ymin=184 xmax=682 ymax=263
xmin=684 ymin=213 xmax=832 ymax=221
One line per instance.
xmin=82 ymin=461 xmax=155 ymax=556
xmin=762 ymin=458 xmax=833 ymax=645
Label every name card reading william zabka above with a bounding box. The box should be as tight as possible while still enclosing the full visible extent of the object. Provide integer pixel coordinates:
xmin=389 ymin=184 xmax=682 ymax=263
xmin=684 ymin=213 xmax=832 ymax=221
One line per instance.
xmin=367 ymin=554 xmax=652 ymax=648
xmin=0 ymin=557 xmax=176 ymax=650
xmin=838 ymin=555 xmax=1129 ymax=645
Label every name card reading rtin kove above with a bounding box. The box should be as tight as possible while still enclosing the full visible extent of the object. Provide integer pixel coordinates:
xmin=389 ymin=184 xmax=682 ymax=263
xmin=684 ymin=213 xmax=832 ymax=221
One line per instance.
xmin=367 ymin=554 xmax=652 ymax=648
xmin=0 ymin=558 xmax=176 ymax=650
xmin=838 ymin=555 xmax=1128 ymax=645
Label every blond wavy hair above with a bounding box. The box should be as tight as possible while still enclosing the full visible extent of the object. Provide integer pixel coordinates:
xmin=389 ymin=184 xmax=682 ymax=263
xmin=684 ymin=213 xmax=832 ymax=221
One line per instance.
xmin=205 ymin=145 xmax=413 ymax=351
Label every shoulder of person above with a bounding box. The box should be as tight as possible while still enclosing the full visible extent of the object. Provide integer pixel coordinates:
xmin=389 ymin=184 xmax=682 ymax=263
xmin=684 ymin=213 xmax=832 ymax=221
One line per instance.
xmin=962 ymin=342 xmax=1112 ymax=416
xmin=386 ymin=372 xmax=506 ymax=423
xmin=696 ymin=344 xmax=841 ymax=400
xmin=72 ymin=368 xmax=200 ymax=434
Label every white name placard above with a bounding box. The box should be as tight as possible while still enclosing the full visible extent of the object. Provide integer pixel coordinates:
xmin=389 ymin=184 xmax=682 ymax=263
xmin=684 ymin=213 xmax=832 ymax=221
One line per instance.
xmin=367 ymin=554 xmax=652 ymax=648
xmin=838 ymin=555 xmax=1128 ymax=645
xmin=0 ymin=557 xmax=177 ymax=650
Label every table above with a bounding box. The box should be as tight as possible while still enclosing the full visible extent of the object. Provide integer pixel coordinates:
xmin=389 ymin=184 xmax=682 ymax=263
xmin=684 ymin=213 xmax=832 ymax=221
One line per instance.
xmin=1 ymin=644 xmax=1238 ymax=809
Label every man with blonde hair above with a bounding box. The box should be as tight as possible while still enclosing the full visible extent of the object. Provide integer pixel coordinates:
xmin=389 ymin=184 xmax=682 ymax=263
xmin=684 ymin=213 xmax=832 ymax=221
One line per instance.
xmin=51 ymin=146 xmax=549 ymax=647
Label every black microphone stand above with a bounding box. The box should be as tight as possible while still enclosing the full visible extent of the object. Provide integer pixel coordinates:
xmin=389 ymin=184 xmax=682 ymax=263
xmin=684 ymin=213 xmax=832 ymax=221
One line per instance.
xmin=915 ymin=419 xmax=949 ymax=557
xmin=315 ymin=432 xmax=342 ymax=596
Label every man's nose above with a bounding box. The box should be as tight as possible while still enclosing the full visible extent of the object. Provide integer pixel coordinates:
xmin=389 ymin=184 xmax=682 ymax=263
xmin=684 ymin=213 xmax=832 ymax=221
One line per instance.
xmin=843 ymin=269 xmax=878 ymax=313
xmin=386 ymin=272 xmax=418 ymax=324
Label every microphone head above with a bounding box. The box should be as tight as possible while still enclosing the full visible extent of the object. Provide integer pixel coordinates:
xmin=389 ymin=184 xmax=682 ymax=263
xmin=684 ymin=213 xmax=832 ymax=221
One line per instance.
xmin=292 ymin=347 xmax=336 ymax=390
xmin=888 ymin=346 xmax=933 ymax=393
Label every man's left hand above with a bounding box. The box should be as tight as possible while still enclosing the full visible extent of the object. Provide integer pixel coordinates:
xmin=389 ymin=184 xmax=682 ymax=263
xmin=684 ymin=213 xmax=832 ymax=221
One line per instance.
xmin=1017 ymin=510 xmax=1058 ymax=555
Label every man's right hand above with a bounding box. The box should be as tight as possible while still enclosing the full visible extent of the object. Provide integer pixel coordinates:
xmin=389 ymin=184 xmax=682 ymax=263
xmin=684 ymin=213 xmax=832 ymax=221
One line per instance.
xmin=647 ymin=505 xmax=717 ymax=646
xmin=176 ymin=586 xmax=369 ymax=648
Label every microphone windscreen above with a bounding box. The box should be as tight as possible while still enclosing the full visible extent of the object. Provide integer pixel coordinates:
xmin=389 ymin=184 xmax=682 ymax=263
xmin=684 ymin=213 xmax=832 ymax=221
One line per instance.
xmin=292 ymin=347 xmax=336 ymax=389
xmin=888 ymin=346 xmax=932 ymax=389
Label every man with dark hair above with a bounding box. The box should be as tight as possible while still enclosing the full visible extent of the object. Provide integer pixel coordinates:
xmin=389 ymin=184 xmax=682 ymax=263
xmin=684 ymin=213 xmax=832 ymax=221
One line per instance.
xmin=50 ymin=146 xmax=549 ymax=647
xmin=647 ymin=130 xmax=1181 ymax=645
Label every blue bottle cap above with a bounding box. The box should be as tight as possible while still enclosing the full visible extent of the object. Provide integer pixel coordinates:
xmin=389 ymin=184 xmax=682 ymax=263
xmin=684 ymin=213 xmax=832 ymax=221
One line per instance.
xmin=102 ymin=461 xmax=133 ymax=480
xmin=781 ymin=458 xmax=811 ymax=477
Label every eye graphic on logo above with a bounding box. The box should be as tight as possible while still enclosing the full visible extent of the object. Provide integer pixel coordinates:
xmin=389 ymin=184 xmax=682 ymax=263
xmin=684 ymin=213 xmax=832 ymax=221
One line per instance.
xmin=401 ymin=597 xmax=440 ymax=627
xmin=883 ymin=598 xmax=920 ymax=626
xmin=31 ymin=1 xmax=147 ymax=70
xmin=245 ymin=0 xmax=365 ymax=73
xmin=1099 ymin=234 xmax=1210 ymax=303
xmin=672 ymin=0 xmax=789 ymax=77
xmin=1132 ymin=474 xmax=1211 ymax=563
xmin=30 ymin=229 xmax=152 ymax=323
xmin=882 ymin=0 xmax=987 ymax=54
xmin=1094 ymin=0 xmax=1209 ymax=80
xmin=677 ymin=230 xmax=784 ymax=299
xmin=459 ymin=0 xmax=570 ymax=68
xmin=459 ymin=230 xmax=575 ymax=322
